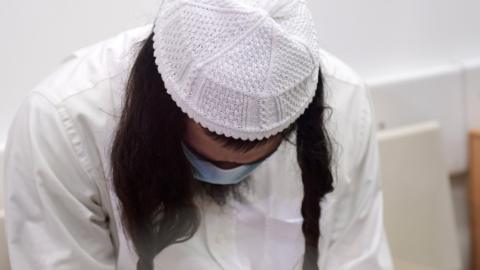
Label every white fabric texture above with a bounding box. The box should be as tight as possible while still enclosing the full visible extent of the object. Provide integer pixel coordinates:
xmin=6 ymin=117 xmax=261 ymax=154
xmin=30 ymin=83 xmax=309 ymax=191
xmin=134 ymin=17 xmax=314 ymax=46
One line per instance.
xmin=152 ymin=0 xmax=321 ymax=140
xmin=3 ymin=24 xmax=394 ymax=269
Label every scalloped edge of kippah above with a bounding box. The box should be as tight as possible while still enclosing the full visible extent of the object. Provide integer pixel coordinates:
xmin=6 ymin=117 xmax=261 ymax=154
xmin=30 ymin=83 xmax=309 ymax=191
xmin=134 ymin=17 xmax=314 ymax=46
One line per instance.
xmin=151 ymin=24 xmax=319 ymax=141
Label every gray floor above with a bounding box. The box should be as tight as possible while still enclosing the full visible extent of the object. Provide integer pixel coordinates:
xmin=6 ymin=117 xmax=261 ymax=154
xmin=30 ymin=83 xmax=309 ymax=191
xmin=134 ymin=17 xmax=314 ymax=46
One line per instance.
xmin=450 ymin=173 xmax=471 ymax=270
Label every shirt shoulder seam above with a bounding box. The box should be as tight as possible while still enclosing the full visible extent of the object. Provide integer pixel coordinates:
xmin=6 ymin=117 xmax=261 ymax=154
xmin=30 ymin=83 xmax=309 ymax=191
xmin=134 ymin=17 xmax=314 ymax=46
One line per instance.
xmin=28 ymin=91 xmax=102 ymax=193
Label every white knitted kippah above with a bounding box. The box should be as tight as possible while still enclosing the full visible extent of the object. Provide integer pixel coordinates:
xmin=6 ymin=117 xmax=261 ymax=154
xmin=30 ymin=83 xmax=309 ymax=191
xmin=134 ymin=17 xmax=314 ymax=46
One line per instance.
xmin=152 ymin=0 xmax=321 ymax=141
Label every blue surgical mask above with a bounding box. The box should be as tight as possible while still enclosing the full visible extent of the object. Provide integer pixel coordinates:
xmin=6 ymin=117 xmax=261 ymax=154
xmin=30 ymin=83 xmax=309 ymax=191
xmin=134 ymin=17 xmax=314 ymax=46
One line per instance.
xmin=180 ymin=142 xmax=264 ymax=185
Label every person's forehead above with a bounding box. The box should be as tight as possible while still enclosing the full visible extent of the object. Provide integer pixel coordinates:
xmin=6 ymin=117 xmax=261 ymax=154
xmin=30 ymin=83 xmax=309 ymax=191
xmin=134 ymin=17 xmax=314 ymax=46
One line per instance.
xmin=183 ymin=118 xmax=282 ymax=164
xmin=182 ymin=139 xmax=278 ymax=165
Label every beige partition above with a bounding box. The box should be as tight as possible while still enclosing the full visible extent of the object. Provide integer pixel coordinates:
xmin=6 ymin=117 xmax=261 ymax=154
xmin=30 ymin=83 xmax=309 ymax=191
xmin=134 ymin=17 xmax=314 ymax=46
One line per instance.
xmin=469 ymin=130 xmax=480 ymax=270
xmin=378 ymin=121 xmax=462 ymax=270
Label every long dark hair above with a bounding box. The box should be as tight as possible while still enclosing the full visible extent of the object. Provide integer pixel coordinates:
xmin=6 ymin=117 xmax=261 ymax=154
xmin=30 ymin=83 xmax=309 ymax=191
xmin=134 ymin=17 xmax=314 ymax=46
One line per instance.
xmin=110 ymin=31 xmax=334 ymax=270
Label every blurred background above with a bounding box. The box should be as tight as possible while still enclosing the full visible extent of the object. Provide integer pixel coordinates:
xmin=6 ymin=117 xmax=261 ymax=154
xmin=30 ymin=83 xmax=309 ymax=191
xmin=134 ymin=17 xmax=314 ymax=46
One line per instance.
xmin=1 ymin=0 xmax=480 ymax=269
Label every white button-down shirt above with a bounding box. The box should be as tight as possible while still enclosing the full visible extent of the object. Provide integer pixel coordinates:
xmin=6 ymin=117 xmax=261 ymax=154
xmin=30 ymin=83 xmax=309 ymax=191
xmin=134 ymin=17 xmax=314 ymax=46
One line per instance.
xmin=3 ymin=24 xmax=394 ymax=270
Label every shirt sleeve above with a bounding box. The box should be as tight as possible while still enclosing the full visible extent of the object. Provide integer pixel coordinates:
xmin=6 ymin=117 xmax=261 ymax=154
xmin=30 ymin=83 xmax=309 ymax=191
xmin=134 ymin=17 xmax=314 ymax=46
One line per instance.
xmin=3 ymin=92 xmax=116 ymax=269
xmin=323 ymin=83 xmax=394 ymax=269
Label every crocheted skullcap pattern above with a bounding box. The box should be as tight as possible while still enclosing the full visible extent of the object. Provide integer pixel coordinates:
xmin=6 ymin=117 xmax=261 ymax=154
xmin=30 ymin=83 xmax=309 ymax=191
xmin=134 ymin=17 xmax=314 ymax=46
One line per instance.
xmin=152 ymin=0 xmax=321 ymax=141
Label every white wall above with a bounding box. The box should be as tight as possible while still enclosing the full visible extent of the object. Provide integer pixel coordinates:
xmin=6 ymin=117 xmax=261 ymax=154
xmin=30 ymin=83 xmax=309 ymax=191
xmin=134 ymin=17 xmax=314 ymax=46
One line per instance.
xmin=312 ymin=0 xmax=480 ymax=79
xmin=1 ymin=0 xmax=480 ymax=144
xmin=465 ymin=59 xmax=480 ymax=130
xmin=0 ymin=0 xmax=161 ymax=143
xmin=367 ymin=62 xmax=476 ymax=174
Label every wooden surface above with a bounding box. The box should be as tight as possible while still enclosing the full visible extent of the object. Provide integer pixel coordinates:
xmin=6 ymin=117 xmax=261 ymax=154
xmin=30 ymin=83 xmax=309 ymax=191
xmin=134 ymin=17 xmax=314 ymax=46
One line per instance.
xmin=469 ymin=130 xmax=480 ymax=270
